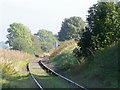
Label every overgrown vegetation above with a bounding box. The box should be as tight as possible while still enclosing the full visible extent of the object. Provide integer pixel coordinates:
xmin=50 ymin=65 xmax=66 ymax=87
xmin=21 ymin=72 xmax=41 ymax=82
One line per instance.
xmin=0 ymin=49 xmax=37 ymax=88
xmin=48 ymin=41 xmax=78 ymax=71
xmin=1 ymin=0 xmax=119 ymax=88
xmin=48 ymin=40 xmax=119 ymax=88
xmin=74 ymin=1 xmax=120 ymax=62
xmin=47 ymin=2 xmax=119 ymax=88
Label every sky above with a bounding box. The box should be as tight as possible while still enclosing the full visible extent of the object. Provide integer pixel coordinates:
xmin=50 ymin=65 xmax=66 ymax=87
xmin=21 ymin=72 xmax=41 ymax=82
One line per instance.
xmin=0 ymin=0 xmax=98 ymax=42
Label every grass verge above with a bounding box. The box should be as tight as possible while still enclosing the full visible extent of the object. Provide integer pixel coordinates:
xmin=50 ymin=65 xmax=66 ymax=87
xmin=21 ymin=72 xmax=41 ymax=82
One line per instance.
xmin=48 ymin=42 xmax=79 ymax=72
xmin=0 ymin=49 xmax=38 ymax=88
xmin=47 ymin=41 xmax=119 ymax=88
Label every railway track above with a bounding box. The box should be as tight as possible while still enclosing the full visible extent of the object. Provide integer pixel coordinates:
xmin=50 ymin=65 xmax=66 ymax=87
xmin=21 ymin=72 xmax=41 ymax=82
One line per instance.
xmin=27 ymin=59 xmax=88 ymax=90
xmin=27 ymin=62 xmax=44 ymax=90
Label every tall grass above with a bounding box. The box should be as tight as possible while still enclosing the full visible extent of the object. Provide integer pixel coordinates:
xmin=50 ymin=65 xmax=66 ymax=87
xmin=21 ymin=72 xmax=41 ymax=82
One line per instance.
xmin=49 ymin=40 xmax=77 ymax=60
xmin=47 ymin=41 xmax=79 ymax=72
xmin=0 ymin=49 xmax=33 ymax=62
xmin=0 ymin=49 xmax=34 ymax=74
xmin=0 ymin=49 xmax=34 ymax=88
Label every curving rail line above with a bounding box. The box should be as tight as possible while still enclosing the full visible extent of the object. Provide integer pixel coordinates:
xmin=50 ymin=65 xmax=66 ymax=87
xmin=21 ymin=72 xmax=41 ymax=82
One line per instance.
xmin=27 ymin=60 xmax=88 ymax=90
xmin=39 ymin=60 xmax=88 ymax=90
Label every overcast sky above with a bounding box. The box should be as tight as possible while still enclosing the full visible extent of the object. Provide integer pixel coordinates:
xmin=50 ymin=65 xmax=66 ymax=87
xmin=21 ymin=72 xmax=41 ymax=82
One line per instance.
xmin=0 ymin=0 xmax=98 ymax=42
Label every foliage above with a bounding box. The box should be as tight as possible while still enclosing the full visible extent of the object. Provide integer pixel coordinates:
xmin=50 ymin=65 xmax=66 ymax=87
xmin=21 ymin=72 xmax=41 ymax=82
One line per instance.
xmin=48 ymin=41 xmax=78 ymax=71
xmin=31 ymin=35 xmax=43 ymax=54
xmin=74 ymin=2 xmax=120 ymax=59
xmin=73 ymin=29 xmax=93 ymax=58
xmin=49 ymin=40 xmax=76 ymax=60
xmin=48 ymin=40 xmax=119 ymax=88
xmin=0 ymin=49 xmax=39 ymax=88
xmin=6 ymin=23 xmax=42 ymax=54
xmin=88 ymin=2 xmax=120 ymax=50
xmin=0 ymin=48 xmax=33 ymax=73
xmin=72 ymin=42 xmax=119 ymax=88
xmin=34 ymin=29 xmax=58 ymax=52
xmin=58 ymin=16 xmax=86 ymax=41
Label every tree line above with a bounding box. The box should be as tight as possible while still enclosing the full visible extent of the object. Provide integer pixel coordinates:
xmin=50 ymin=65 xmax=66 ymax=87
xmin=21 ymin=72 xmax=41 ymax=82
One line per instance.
xmin=6 ymin=18 xmax=85 ymax=54
xmin=6 ymin=23 xmax=58 ymax=54
xmin=6 ymin=1 xmax=120 ymax=58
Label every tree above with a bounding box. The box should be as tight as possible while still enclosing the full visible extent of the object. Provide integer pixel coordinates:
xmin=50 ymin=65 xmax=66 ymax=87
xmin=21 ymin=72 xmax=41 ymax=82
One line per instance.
xmin=73 ymin=27 xmax=93 ymax=60
xmin=34 ymin=29 xmax=58 ymax=52
xmin=31 ymin=35 xmax=43 ymax=54
xmin=87 ymin=2 xmax=120 ymax=50
xmin=74 ymin=1 xmax=120 ymax=59
xmin=6 ymin=23 xmax=41 ymax=54
xmin=58 ymin=16 xmax=86 ymax=41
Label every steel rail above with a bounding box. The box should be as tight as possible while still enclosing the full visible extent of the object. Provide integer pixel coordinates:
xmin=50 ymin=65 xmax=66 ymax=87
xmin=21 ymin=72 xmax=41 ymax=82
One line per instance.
xmin=39 ymin=60 xmax=88 ymax=90
xmin=27 ymin=63 xmax=44 ymax=90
